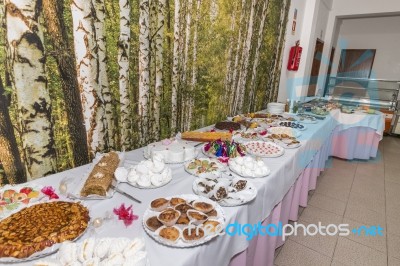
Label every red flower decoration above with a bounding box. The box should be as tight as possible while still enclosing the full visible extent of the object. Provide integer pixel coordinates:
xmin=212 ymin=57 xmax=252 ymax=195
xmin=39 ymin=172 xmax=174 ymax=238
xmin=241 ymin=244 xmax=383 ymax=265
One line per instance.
xmin=41 ymin=186 xmax=59 ymax=200
xmin=218 ymin=157 xmax=230 ymax=164
xmin=259 ymin=130 xmax=267 ymax=136
xmin=113 ymin=204 xmax=139 ymax=227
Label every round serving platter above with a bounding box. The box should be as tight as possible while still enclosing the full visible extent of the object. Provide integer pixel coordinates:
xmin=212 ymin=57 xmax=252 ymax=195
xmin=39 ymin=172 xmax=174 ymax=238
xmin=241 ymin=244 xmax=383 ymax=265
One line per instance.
xmin=244 ymin=141 xmax=285 ymax=158
xmin=142 ymin=194 xmax=226 ymax=248
xmin=192 ymin=177 xmax=257 ymax=207
xmin=184 ymin=158 xmax=227 ymax=177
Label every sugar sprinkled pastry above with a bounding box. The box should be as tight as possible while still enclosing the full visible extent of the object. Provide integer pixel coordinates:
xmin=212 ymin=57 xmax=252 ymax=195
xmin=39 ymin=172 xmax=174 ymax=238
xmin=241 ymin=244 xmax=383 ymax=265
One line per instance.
xmin=124 ymin=251 xmax=148 ymax=266
xmin=58 ymin=242 xmax=78 ymax=265
xmin=123 ymin=238 xmax=145 ymax=258
xmin=108 ymin=238 xmax=130 ymax=256
xmin=78 ymin=238 xmax=96 ymax=262
xmin=94 ymin=238 xmax=113 ymax=259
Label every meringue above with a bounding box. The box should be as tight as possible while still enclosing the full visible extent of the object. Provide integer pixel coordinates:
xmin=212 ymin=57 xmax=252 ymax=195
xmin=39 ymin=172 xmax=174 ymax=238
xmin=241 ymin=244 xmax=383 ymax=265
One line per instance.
xmin=114 ymin=167 xmax=129 ymax=182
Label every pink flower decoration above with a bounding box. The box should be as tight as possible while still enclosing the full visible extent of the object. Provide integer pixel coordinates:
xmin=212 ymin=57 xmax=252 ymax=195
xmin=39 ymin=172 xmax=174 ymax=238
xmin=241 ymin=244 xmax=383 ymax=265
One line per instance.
xmin=113 ymin=204 xmax=139 ymax=227
xmin=218 ymin=157 xmax=230 ymax=164
xmin=41 ymin=186 xmax=59 ymax=200
xmin=259 ymin=130 xmax=267 ymax=136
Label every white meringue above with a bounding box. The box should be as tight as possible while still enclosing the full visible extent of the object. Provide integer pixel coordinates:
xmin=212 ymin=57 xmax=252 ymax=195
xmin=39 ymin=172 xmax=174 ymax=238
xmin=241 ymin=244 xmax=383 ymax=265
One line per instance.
xmin=136 ymin=163 xmax=149 ymax=175
xmin=127 ymin=169 xmax=139 ymax=184
xmin=150 ymin=173 xmax=165 ymax=187
xmin=114 ymin=167 xmax=129 ymax=182
xmin=137 ymin=174 xmax=152 ymax=187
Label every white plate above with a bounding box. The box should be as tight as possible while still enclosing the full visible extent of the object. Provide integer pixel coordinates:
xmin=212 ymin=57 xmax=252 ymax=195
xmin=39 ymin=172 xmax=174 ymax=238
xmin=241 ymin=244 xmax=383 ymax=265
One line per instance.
xmin=244 ymin=141 xmax=285 ymax=158
xmin=278 ymin=121 xmax=307 ymax=131
xmin=142 ymin=194 xmax=225 ymax=248
xmin=275 ymin=140 xmax=302 ymax=149
xmin=294 ymin=115 xmax=318 ymax=124
xmin=184 ymin=158 xmax=227 ymax=177
xmin=268 ymin=127 xmax=302 ymax=138
xmin=192 ymin=177 xmax=257 ymax=207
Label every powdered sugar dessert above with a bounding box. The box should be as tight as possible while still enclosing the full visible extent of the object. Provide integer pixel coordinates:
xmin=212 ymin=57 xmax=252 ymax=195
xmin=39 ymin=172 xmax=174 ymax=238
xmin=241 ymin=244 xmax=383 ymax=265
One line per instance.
xmin=145 ymin=138 xmax=197 ymax=163
xmin=115 ymin=154 xmax=172 ymax=188
xmin=228 ymin=156 xmax=270 ymax=178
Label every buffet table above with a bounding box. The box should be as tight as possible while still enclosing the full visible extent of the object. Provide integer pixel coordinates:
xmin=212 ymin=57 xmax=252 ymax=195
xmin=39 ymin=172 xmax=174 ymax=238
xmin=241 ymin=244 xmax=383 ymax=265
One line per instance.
xmin=6 ymin=109 xmax=384 ymax=266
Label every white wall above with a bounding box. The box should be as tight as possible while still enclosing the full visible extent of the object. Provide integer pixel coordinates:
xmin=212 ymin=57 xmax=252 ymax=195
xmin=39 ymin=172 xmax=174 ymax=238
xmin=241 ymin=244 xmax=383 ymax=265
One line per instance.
xmin=278 ymin=0 xmax=331 ymax=102
xmin=331 ymin=16 xmax=400 ymax=80
xmin=277 ymin=0 xmax=400 ymax=100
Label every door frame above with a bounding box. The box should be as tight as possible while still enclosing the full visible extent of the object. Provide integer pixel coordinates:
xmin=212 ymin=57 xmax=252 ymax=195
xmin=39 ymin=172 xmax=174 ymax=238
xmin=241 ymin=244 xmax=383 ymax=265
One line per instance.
xmin=307 ymin=38 xmax=324 ymax=96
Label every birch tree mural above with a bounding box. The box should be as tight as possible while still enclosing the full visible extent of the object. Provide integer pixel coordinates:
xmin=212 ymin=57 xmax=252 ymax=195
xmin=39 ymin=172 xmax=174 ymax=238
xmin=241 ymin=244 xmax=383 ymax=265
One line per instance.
xmin=118 ymin=0 xmax=132 ymax=150
xmin=5 ymin=0 xmax=57 ymax=179
xmin=71 ymin=0 xmax=107 ymax=156
xmin=0 ymin=0 xmax=291 ymax=181
xmin=92 ymin=0 xmax=115 ymax=149
xmin=153 ymin=0 xmax=166 ymax=140
xmin=138 ymin=0 xmax=151 ymax=144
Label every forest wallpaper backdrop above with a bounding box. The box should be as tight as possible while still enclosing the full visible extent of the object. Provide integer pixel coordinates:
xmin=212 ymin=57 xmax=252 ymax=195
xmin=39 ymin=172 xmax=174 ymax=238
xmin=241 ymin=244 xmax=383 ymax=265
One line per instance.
xmin=0 ymin=0 xmax=290 ymax=184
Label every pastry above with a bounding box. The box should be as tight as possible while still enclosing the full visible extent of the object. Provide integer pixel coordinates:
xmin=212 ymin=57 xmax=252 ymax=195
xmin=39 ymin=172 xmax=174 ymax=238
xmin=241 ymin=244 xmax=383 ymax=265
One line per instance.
xmin=158 ymin=226 xmax=180 ymax=243
xmin=214 ymin=121 xmax=241 ymax=131
xmin=206 ymin=209 xmax=218 ymax=218
xmin=157 ymin=209 xmax=180 ymax=226
xmin=146 ymin=216 xmax=163 ymax=232
xmin=81 ymin=151 xmax=120 ymax=197
xmin=174 ymin=203 xmax=193 ymax=214
xmin=176 ymin=214 xmax=190 ymax=225
xmin=203 ymin=220 xmax=221 ymax=233
xmin=181 ymin=131 xmax=232 ymax=142
xmin=187 ymin=210 xmax=208 ymax=225
xmin=0 ymin=201 xmax=89 ymax=259
xmin=169 ymin=197 xmax=186 ymax=207
xmin=150 ymin=198 xmax=169 ymax=211
xmin=193 ymin=201 xmax=214 ymax=213
xmin=182 ymin=227 xmax=205 ymax=242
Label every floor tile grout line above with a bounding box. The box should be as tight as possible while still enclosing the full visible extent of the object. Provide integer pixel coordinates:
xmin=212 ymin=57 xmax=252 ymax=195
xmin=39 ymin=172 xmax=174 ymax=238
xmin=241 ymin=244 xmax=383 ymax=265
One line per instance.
xmin=337 ymin=236 xmax=387 ymax=256
xmin=284 ymin=238 xmax=333 ymax=261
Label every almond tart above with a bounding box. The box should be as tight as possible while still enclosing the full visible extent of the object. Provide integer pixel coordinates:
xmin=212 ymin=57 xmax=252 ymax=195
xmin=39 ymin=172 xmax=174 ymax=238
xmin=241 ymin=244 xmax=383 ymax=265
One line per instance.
xmin=157 ymin=208 xmax=181 ymax=227
xmin=203 ymin=220 xmax=222 ymax=234
xmin=146 ymin=216 xmax=163 ymax=232
xmin=192 ymin=201 xmax=214 ymax=213
xmin=187 ymin=210 xmax=208 ymax=225
xmin=158 ymin=226 xmax=180 ymax=244
xmin=150 ymin=198 xmax=169 ymax=212
xmin=169 ymin=197 xmax=186 ymax=207
xmin=182 ymin=227 xmax=205 ymax=242
xmin=0 ymin=201 xmax=89 ymax=259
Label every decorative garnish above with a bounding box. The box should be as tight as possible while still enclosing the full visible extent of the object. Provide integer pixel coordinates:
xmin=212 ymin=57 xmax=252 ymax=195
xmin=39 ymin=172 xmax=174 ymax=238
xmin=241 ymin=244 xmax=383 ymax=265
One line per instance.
xmin=41 ymin=186 xmax=59 ymax=200
xmin=113 ymin=203 xmax=139 ymax=227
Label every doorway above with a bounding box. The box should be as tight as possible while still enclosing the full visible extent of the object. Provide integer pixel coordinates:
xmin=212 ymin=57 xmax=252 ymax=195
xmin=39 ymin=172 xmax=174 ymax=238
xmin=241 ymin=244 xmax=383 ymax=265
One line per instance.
xmin=337 ymin=49 xmax=376 ymax=78
xmin=307 ymin=39 xmax=324 ymax=96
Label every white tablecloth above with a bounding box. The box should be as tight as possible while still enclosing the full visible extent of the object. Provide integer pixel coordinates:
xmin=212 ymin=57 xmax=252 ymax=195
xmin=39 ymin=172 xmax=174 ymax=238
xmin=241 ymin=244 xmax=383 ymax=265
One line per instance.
xmin=7 ymin=110 xmax=383 ymax=266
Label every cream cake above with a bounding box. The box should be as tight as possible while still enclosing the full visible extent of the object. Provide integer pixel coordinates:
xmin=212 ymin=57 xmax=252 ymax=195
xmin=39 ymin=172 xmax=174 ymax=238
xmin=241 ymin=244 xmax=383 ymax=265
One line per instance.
xmin=145 ymin=138 xmax=196 ymax=163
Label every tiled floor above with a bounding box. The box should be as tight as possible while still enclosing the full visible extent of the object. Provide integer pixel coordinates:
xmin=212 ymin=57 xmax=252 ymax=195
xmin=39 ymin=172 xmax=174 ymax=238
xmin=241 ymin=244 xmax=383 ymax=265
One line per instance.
xmin=274 ymin=136 xmax=400 ymax=266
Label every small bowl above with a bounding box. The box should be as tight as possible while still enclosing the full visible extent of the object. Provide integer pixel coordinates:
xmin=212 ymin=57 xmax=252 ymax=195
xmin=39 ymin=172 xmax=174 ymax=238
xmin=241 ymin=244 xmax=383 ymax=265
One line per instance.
xmin=157 ymin=208 xmax=181 ymax=227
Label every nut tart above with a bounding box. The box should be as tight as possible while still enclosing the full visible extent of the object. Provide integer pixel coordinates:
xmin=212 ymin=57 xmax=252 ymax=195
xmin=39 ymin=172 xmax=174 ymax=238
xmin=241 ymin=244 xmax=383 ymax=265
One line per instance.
xmin=169 ymin=197 xmax=186 ymax=207
xmin=192 ymin=201 xmax=214 ymax=213
xmin=158 ymin=226 xmax=181 ymax=244
xmin=182 ymin=227 xmax=205 ymax=242
xmin=145 ymin=216 xmax=163 ymax=232
xmin=157 ymin=209 xmax=180 ymax=227
xmin=0 ymin=201 xmax=89 ymax=259
xmin=150 ymin=198 xmax=169 ymax=212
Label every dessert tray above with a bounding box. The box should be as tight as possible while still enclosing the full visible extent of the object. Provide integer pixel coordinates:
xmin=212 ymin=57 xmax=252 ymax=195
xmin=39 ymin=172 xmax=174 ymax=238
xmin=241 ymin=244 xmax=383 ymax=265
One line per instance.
xmin=0 ymin=201 xmax=89 ymax=263
xmin=34 ymin=237 xmax=149 ymax=266
xmin=244 ymin=141 xmax=285 ymax=158
xmin=184 ymin=158 xmax=227 ymax=177
xmin=261 ymin=134 xmax=301 ymax=149
xmin=0 ymin=184 xmax=44 ymax=219
xmin=267 ymin=126 xmax=301 ymax=138
xmin=228 ymin=156 xmax=271 ymax=177
xmin=279 ymin=121 xmax=306 ymax=131
xmin=115 ymin=154 xmax=172 ymax=189
xmin=192 ymin=176 xmax=257 ymax=206
xmin=143 ymin=194 xmax=225 ymax=248
xmin=294 ymin=114 xmax=317 ymax=124
xmin=144 ymin=138 xmax=202 ymax=164
xmin=232 ymin=130 xmax=260 ymax=142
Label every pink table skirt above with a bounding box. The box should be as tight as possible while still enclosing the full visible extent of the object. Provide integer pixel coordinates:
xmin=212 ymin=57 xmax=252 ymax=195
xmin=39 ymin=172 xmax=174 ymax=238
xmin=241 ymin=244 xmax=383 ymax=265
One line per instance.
xmin=229 ymin=127 xmax=380 ymax=266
